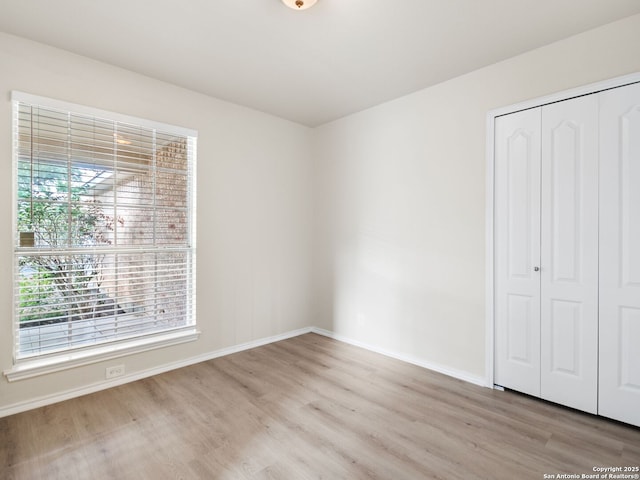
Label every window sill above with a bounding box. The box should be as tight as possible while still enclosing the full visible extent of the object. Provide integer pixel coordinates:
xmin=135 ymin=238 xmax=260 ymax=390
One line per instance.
xmin=3 ymin=329 xmax=200 ymax=382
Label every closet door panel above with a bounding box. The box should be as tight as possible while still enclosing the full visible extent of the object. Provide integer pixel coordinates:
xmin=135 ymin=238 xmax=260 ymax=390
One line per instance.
xmin=599 ymin=82 xmax=640 ymax=427
xmin=494 ymin=108 xmax=541 ymax=396
xmin=540 ymin=95 xmax=599 ymax=414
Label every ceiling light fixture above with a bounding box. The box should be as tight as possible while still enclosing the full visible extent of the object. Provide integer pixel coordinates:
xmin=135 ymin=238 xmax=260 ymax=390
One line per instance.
xmin=281 ymin=0 xmax=318 ymax=10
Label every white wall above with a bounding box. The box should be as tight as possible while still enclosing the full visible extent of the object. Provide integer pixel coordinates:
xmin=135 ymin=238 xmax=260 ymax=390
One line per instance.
xmin=312 ymin=14 xmax=640 ymax=381
xmin=0 ymin=32 xmax=313 ymax=412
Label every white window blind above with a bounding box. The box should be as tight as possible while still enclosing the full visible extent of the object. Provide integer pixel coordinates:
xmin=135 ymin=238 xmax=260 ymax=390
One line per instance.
xmin=12 ymin=93 xmax=197 ymax=360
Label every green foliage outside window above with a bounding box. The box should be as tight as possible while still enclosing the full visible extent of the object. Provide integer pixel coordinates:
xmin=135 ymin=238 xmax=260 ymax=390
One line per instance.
xmin=17 ymin=161 xmax=123 ymax=327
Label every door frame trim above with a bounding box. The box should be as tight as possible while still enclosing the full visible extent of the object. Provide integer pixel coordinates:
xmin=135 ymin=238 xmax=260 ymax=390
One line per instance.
xmin=485 ymin=72 xmax=640 ymax=389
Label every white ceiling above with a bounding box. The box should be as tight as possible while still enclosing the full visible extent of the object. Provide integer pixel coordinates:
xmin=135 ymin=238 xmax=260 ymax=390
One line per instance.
xmin=1 ymin=0 xmax=640 ymax=126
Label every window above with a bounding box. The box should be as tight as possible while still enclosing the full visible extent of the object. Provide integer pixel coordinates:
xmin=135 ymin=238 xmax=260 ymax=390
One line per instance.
xmin=11 ymin=92 xmax=197 ymax=371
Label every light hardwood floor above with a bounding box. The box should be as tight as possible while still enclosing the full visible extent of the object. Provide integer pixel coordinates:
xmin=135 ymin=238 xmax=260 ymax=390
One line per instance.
xmin=1 ymin=333 xmax=639 ymax=479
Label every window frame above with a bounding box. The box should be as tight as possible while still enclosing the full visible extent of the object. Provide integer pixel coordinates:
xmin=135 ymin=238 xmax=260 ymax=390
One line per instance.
xmin=4 ymin=91 xmax=199 ymax=382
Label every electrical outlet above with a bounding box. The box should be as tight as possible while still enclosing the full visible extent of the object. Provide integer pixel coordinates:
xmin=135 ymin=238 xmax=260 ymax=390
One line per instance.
xmin=105 ymin=364 xmax=125 ymax=379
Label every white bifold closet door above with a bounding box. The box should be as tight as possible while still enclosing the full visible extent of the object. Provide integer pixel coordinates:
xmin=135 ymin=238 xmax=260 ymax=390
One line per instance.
xmin=494 ymin=108 xmax=542 ymax=397
xmin=540 ymin=95 xmax=599 ymax=414
xmin=599 ymin=82 xmax=640 ymax=426
xmin=494 ymin=95 xmax=599 ymax=413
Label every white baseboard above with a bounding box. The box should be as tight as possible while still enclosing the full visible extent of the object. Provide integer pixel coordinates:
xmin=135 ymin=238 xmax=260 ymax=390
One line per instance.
xmin=0 ymin=327 xmax=313 ymax=419
xmin=0 ymin=325 xmax=489 ymax=418
xmin=311 ymin=327 xmax=489 ymax=388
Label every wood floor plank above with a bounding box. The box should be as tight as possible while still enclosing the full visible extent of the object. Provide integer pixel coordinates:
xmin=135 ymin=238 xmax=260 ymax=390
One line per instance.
xmin=1 ymin=333 xmax=638 ymax=479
